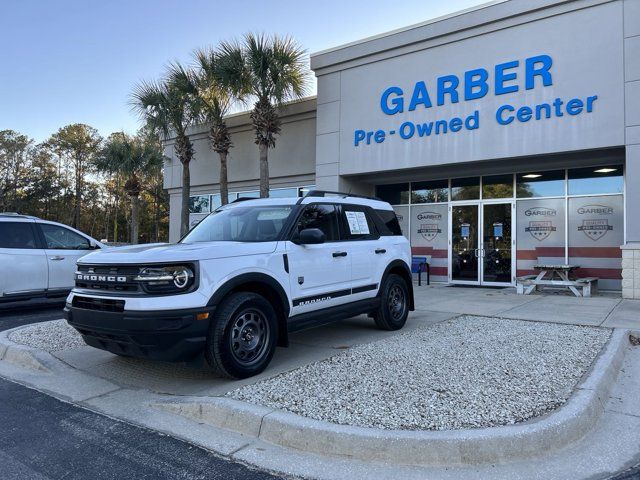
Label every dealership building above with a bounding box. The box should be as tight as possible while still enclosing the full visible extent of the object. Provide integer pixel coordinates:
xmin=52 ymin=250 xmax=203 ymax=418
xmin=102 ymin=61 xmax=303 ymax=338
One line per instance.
xmin=163 ymin=0 xmax=640 ymax=297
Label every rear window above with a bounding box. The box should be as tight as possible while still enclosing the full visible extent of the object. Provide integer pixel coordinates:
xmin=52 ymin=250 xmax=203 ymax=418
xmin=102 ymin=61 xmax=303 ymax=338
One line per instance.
xmin=373 ymin=209 xmax=403 ymax=236
xmin=0 ymin=222 xmax=38 ymax=249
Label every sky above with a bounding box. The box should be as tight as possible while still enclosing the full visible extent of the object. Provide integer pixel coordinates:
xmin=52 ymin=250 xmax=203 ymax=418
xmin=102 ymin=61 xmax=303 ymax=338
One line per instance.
xmin=0 ymin=0 xmax=489 ymax=143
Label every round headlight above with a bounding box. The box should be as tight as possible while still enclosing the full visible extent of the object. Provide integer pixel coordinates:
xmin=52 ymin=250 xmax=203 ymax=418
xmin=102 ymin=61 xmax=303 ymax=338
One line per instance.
xmin=134 ymin=265 xmax=195 ymax=293
xmin=173 ymin=268 xmax=190 ymax=288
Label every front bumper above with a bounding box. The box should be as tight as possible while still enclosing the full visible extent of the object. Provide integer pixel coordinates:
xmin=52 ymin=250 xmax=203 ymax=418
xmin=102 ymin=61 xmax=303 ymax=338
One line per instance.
xmin=64 ymin=304 xmax=214 ymax=362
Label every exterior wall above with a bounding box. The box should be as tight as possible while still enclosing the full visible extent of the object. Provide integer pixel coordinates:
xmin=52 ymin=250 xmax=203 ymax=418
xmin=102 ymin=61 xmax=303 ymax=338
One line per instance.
xmin=622 ymin=0 xmax=640 ymax=298
xmin=164 ymin=99 xmax=317 ymax=241
xmin=310 ymin=0 xmax=634 ymax=294
xmin=312 ymin=0 xmax=624 ymax=182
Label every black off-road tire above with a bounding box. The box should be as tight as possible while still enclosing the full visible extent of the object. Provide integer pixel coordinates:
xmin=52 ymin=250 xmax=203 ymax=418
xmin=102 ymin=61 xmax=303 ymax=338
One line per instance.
xmin=372 ymin=273 xmax=409 ymax=331
xmin=205 ymin=292 xmax=278 ymax=379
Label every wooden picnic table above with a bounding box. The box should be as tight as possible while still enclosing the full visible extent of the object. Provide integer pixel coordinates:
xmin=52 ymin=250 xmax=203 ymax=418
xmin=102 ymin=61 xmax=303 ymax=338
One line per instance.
xmin=517 ymin=264 xmax=598 ymax=297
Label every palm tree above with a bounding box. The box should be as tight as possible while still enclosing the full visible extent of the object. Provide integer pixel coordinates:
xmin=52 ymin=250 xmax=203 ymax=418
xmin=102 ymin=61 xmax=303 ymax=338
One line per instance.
xmin=192 ymin=47 xmax=234 ymax=205
xmin=131 ymin=63 xmax=198 ymax=237
xmin=96 ymin=132 xmax=163 ymax=244
xmin=218 ymin=33 xmax=309 ymax=198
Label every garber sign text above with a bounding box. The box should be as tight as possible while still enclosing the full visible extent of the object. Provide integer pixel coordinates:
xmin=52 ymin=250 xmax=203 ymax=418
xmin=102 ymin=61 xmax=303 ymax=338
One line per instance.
xmin=354 ymin=54 xmax=598 ymax=147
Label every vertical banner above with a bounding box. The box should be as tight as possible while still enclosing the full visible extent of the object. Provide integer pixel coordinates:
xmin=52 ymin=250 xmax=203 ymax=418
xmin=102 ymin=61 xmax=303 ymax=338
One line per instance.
xmin=410 ymin=204 xmax=449 ymax=281
xmin=516 ymin=198 xmax=566 ymax=276
xmin=568 ymin=195 xmax=623 ymax=290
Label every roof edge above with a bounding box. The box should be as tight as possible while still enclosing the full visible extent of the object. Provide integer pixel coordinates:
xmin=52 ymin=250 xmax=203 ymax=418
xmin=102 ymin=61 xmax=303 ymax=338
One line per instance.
xmin=310 ymin=0 xmax=594 ymax=71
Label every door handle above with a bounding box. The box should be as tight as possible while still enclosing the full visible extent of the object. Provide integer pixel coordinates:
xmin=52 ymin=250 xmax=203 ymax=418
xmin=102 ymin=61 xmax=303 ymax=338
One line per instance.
xmin=332 ymin=251 xmax=348 ymax=257
xmin=50 ymin=256 xmax=65 ymax=261
xmin=375 ymin=248 xmax=386 ymax=254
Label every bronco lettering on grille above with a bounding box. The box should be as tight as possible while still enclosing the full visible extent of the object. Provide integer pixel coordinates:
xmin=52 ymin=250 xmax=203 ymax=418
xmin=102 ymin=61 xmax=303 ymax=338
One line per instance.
xmin=76 ymin=274 xmax=127 ymax=283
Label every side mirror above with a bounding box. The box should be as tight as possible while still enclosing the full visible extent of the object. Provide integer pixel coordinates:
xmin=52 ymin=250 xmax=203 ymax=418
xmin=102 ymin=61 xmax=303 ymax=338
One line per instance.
xmin=90 ymin=241 xmax=100 ymax=250
xmin=298 ymin=228 xmax=325 ymax=245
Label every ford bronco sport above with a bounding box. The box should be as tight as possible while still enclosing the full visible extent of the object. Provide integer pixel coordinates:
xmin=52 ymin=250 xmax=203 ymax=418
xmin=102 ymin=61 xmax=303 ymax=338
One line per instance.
xmin=64 ymin=191 xmax=414 ymax=379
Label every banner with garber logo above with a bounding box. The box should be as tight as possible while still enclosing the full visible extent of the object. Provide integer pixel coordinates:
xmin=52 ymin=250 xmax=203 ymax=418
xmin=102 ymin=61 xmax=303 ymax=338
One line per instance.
xmin=516 ymin=198 xmax=566 ymax=277
xmin=410 ymin=204 xmax=448 ymax=281
xmin=568 ymin=196 xmax=623 ymax=290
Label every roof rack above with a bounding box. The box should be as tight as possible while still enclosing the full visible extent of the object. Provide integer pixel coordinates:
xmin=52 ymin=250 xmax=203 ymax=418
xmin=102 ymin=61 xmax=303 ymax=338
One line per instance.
xmin=0 ymin=212 xmax=38 ymax=219
xmin=301 ymin=190 xmax=381 ymax=201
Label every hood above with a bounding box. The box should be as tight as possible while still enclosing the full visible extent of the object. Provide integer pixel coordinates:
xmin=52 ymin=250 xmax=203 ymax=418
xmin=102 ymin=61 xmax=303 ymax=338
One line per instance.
xmin=78 ymin=241 xmax=277 ymax=265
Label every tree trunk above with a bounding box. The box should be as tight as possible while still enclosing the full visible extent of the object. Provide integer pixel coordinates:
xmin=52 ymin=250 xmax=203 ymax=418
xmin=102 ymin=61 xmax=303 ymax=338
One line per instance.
xmin=219 ymin=151 xmax=229 ymax=205
xmin=259 ymin=143 xmax=269 ymax=198
xmin=74 ymin=168 xmax=82 ymax=228
xmin=153 ymin=188 xmax=160 ymax=243
xmin=130 ymin=194 xmax=139 ymax=244
xmin=174 ymin=133 xmax=194 ymax=237
xmin=113 ymin=186 xmax=119 ymax=242
xmin=181 ymin=159 xmax=190 ymax=237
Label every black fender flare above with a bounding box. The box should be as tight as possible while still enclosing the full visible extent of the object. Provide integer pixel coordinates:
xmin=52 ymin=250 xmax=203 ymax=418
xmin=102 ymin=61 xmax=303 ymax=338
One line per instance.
xmin=381 ymin=259 xmax=415 ymax=311
xmin=207 ymin=272 xmax=291 ymax=346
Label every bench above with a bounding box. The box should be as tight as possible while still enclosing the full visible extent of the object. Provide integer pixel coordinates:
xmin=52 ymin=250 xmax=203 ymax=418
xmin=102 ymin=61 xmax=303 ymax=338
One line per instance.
xmin=412 ymin=256 xmax=431 ymax=286
xmin=516 ymin=275 xmax=598 ymax=297
xmin=576 ymin=277 xmax=598 ymax=297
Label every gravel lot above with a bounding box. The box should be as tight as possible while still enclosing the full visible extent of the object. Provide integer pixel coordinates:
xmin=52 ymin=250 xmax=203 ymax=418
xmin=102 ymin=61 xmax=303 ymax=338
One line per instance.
xmin=9 ymin=319 xmax=85 ymax=352
xmin=229 ymin=316 xmax=610 ymax=431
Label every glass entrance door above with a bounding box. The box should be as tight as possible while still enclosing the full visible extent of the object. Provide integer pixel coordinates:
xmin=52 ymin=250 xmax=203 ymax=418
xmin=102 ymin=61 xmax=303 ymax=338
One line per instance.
xmin=481 ymin=203 xmax=513 ymax=285
xmin=451 ymin=205 xmax=479 ymax=283
xmin=450 ymin=202 xmax=514 ymax=285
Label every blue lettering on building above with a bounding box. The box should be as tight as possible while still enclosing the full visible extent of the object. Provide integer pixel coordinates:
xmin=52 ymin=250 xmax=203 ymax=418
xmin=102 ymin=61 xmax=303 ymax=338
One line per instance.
xmin=355 ymin=54 xmax=599 ymax=147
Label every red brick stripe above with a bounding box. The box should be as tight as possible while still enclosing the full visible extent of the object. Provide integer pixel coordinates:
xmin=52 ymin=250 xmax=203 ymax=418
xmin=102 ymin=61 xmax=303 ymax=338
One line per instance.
xmin=411 ymin=247 xmax=448 ymax=258
xmin=568 ymin=247 xmax=622 ymax=258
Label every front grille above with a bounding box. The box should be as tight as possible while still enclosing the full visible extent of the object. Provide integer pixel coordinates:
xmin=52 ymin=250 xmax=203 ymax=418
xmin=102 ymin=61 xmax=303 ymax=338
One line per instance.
xmin=72 ymin=295 xmax=125 ymax=312
xmin=76 ymin=264 xmax=141 ymax=293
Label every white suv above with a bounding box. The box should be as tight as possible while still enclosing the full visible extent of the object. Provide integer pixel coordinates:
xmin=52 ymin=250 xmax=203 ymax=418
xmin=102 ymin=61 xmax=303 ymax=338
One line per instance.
xmin=0 ymin=214 xmax=104 ymax=303
xmin=65 ymin=191 xmax=414 ymax=379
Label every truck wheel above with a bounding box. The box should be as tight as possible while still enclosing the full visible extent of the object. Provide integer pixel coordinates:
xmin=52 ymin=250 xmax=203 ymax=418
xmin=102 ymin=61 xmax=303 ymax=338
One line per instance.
xmin=205 ymin=292 xmax=278 ymax=379
xmin=373 ymin=274 xmax=409 ymax=331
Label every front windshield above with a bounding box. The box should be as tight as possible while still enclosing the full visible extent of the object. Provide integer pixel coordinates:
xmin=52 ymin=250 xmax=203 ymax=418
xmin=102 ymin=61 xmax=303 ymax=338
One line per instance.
xmin=181 ymin=205 xmax=294 ymax=243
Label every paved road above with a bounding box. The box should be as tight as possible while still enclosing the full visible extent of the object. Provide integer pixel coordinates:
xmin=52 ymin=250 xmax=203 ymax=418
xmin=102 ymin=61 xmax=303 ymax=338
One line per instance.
xmin=0 ymin=303 xmax=284 ymax=480
xmin=0 ymin=378 xmax=283 ymax=480
xmin=0 ymin=302 xmax=65 ymax=331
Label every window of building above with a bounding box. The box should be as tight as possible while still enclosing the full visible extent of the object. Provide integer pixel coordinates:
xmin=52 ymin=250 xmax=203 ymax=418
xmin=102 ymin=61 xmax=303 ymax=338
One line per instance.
xmin=568 ymin=195 xmax=623 ymax=290
xmin=482 ymin=174 xmax=513 ymax=199
xmin=451 ymin=177 xmax=480 ymax=201
xmin=568 ymin=165 xmax=623 ymax=196
xmin=0 ymin=222 xmax=38 ymax=249
xmin=516 ymin=170 xmax=565 ymax=198
xmin=270 ymin=187 xmax=299 ymax=198
xmin=376 ymin=183 xmax=410 ymax=205
xmin=236 ymin=190 xmax=260 ymax=200
xmin=189 ymin=195 xmax=210 ymax=213
xmin=296 ymin=204 xmax=340 ymax=241
xmin=411 ymin=180 xmax=448 ymax=204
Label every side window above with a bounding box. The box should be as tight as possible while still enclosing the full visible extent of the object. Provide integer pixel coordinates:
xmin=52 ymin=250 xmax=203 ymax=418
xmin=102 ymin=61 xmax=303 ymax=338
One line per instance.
xmin=0 ymin=222 xmax=38 ymax=249
xmin=373 ymin=209 xmax=403 ymax=236
xmin=340 ymin=205 xmax=378 ymax=241
xmin=40 ymin=224 xmax=91 ymax=250
xmin=296 ymin=204 xmax=340 ymax=241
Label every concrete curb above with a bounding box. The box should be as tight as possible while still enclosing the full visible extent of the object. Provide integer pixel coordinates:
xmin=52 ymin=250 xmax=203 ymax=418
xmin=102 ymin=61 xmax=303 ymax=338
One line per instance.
xmin=0 ymin=328 xmax=52 ymax=373
xmin=154 ymin=329 xmax=629 ymax=467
